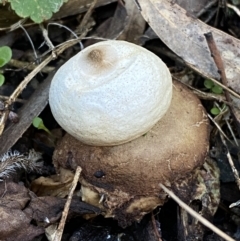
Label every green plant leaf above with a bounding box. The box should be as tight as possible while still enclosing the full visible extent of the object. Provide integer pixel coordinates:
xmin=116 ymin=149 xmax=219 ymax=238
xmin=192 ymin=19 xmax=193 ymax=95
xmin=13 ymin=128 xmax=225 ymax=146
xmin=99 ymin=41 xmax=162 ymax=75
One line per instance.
xmin=204 ymin=79 xmax=214 ymax=89
xmin=10 ymin=0 xmax=68 ymax=23
xmin=231 ymin=0 xmax=240 ymax=5
xmin=32 ymin=117 xmax=51 ymax=134
xmin=0 ymin=74 xmax=5 ymax=86
xmin=0 ymin=46 xmax=12 ymax=67
xmin=212 ymin=85 xmax=223 ymax=94
xmin=211 ymin=107 xmax=220 ymax=115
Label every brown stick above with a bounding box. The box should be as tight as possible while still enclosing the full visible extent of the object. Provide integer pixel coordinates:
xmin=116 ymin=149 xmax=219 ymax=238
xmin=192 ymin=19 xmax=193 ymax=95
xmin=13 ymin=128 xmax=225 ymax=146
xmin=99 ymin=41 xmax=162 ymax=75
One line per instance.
xmin=204 ymin=32 xmax=231 ymax=103
xmin=53 ymin=166 xmax=82 ymax=241
xmin=220 ymin=134 xmax=240 ymax=190
xmin=0 ymin=34 xmax=86 ymax=136
xmin=0 ymin=95 xmax=26 ymax=104
xmin=160 ymin=184 xmax=235 ymax=241
xmin=204 ymin=31 xmax=240 ymax=135
xmin=151 ymin=212 xmax=162 ymax=241
xmin=78 ymin=0 xmax=98 ymax=31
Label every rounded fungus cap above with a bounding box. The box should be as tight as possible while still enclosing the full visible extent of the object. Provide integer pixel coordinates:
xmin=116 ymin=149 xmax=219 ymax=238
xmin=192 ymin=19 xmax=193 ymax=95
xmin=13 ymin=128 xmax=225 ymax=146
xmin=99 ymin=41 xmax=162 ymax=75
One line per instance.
xmin=49 ymin=40 xmax=172 ymax=146
xmin=53 ymin=80 xmax=209 ymax=227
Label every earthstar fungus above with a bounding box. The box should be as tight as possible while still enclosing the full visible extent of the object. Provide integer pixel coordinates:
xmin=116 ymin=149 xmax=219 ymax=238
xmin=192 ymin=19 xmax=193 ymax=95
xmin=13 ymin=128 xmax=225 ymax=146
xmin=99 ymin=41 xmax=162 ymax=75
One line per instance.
xmin=50 ymin=40 xmax=209 ymax=227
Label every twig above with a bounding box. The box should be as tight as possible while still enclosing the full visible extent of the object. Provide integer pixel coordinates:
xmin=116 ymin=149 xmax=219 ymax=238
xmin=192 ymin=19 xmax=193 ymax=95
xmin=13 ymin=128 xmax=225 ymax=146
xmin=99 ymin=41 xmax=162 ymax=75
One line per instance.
xmin=19 ymin=24 xmax=39 ymax=64
xmin=9 ymin=19 xmax=28 ymax=32
xmin=53 ymin=166 xmax=82 ymax=241
xmin=40 ymin=24 xmax=55 ymax=51
xmin=219 ymin=134 xmax=240 ymax=190
xmin=78 ymin=0 xmax=98 ymax=31
xmin=187 ymin=63 xmax=240 ymax=100
xmin=39 ymin=36 xmax=111 ymax=59
xmin=204 ymin=32 xmax=240 ymax=136
xmin=204 ymin=32 xmax=231 ymax=103
xmin=225 ymin=118 xmax=239 ymax=146
xmin=0 ymin=111 xmax=10 ymax=136
xmin=151 ymin=212 xmax=162 ymax=241
xmin=160 ymin=184 xmax=236 ymax=241
xmin=47 ymin=23 xmax=83 ymax=50
xmin=230 ymin=200 xmax=240 ymax=208
xmin=214 ymin=102 xmax=239 ymax=147
xmin=207 ymin=113 xmax=233 ymax=144
xmin=8 ymin=59 xmax=55 ymax=73
xmin=0 ymin=95 xmax=26 ymax=104
xmin=196 ymin=0 xmax=218 ymax=18
xmin=0 ymin=35 xmax=86 ymax=136
xmin=172 ymin=76 xmax=228 ymax=104
xmin=0 ymin=70 xmax=56 ymax=155
xmin=227 ymin=3 xmax=240 ymax=17
xmin=0 ymin=0 xmax=97 ymax=135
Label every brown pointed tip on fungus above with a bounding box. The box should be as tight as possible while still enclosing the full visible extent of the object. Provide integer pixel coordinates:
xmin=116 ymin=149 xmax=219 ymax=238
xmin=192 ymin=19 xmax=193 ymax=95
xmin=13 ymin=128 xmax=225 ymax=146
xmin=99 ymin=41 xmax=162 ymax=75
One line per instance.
xmin=53 ymin=80 xmax=209 ymax=227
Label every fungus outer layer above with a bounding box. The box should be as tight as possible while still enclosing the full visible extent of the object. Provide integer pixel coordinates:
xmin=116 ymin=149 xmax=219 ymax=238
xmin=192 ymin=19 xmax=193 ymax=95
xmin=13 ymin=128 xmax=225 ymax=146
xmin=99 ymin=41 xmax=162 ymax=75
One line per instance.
xmin=49 ymin=40 xmax=172 ymax=146
xmin=53 ymin=80 xmax=209 ymax=227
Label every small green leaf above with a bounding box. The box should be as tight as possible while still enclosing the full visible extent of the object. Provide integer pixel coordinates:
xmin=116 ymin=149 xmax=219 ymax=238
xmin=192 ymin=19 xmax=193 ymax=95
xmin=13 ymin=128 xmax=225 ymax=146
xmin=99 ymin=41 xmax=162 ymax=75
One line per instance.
xmin=211 ymin=107 xmax=220 ymax=115
xmin=32 ymin=117 xmax=42 ymax=128
xmin=10 ymin=0 xmax=68 ymax=23
xmin=231 ymin=0 xmax=240 ymax=5
xmin=32 ymin=117 xmax=51 ymax=134
xmin=0 ymin=74 xmax=4 ymax=86
xmin=0 ymin=46 xmax=12 ymax=67
xmin=212 ymin=85 xmax=223 ymax=94
xmin=204 ymin=79 xmax=214 ymax=89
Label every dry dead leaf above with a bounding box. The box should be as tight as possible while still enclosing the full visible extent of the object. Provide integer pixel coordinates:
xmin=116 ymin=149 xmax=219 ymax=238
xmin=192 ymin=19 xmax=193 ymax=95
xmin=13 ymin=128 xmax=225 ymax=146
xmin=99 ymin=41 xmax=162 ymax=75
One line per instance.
xmin=137 ymin=0 xmax=240 ymax=132
xmin=0 ymin=181 xmax=101 ymax=241
xmin=118 ymin=0 xmax=146 ymax=44
xmin=0 ymin=71 xmax=55 ymax=156
xmin=0 ymin=182 xmax=43 ymax=241
xmin=176 ymin=0 xmax=210 ymax=16
xmin=53 ymin=0 xmax=117 ymax=19
xmin=30 ymin=167 xmax=74 ymax=198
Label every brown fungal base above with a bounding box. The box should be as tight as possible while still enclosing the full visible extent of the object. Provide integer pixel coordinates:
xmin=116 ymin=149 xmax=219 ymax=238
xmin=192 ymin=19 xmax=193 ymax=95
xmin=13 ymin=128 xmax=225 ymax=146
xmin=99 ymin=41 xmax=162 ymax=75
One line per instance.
xmin=53 ymin=80 xmax=209 ymax=226
xmin=80 ymin=178 xmax=167 ymax=227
